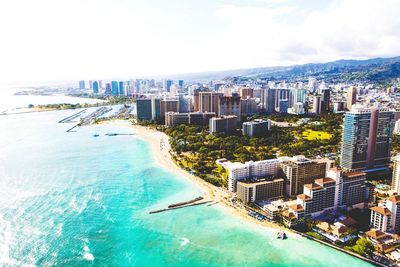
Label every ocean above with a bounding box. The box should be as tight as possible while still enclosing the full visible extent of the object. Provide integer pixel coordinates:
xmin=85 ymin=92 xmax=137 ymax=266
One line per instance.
xmin=0 ymin=94 xmax=372 ymax=266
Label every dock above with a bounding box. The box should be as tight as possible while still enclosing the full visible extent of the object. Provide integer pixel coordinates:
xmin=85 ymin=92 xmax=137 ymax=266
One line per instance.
xmin=58 ymin=109 xmax=87 ymax=123
xmin=149 ymin=196 xmax=211 ymax=214
xmin=80 ymin=107 xmax=113 ymax=125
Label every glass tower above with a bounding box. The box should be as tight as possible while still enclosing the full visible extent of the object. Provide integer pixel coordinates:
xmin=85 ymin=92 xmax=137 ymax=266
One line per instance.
xmin=340 ymin=106 xmax=394 ymax=171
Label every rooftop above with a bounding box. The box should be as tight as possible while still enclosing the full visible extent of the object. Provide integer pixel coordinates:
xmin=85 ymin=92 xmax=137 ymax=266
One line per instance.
xmin=315 ymin=177 xmax=336 ymax=185
xmin=366 ymin=229 xmax=390 ymax=240
xmin=289 ymin=204 xmax=305 ymax=212
xmin=370 ymin=206 xmax=392 ymax=216
xmin=343 ymin=171 xmax=366 ymax=178
xmin=304 ymin=183 xmax=323 ymax=190
xmin=388 ymin=195 xmax=400 ymax=204
xmin=297 ymin=194 xmax=312 ymax=201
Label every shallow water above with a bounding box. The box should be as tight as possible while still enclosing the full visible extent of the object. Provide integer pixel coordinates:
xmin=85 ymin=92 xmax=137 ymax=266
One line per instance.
xmin=0 ymin=109 xmax=372 ymax=266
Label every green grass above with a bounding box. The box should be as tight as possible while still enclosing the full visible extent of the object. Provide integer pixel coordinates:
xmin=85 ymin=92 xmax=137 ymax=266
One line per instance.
xmin=302 ymin=130 xmax=332 ymax=141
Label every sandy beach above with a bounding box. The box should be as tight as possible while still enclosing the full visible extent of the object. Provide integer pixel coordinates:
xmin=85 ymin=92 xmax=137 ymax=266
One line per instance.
xmin=100 ymin=120 xmax=287 ymax=232
xmin=100 ymin=120 xmax=286 ymax=234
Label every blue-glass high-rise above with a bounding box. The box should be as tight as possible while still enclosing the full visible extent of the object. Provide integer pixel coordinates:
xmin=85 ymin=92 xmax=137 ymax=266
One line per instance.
xmin=340 ymin=106 xmax=394 ymax=171
xmin=165 ymin=80 xmax=173 ymax=92
xmin=119 ymin=81 xmax=124 ymax=95
xmin=92 ymin=81 xmax=99 ymax=94
xmin=79 ymin=80 xmax=85 ymax=90
xmin=111 ymin=81 xmax=119 ymax=96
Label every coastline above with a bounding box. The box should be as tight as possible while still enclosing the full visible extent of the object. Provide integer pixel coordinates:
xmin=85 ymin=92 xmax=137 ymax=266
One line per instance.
xmin=100 ymin=120 xmax=286 ymax=232
xmin=123 ymin=122 xmax=382 ymax=266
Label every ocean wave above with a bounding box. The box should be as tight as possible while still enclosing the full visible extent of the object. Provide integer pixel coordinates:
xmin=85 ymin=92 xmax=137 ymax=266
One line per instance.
xmin=83 ymin=244 xmax=94 ymax=262
xmin=180 ymin=237 xmax=190 ymax=246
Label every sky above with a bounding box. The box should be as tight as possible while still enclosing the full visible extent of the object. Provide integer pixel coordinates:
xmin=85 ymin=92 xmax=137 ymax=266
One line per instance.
xmin=0 ymin=0 xmax=400 ymax=84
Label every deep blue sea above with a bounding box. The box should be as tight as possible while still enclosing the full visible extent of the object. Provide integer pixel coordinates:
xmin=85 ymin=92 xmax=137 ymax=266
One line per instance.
xmin=0 ymin=108 xmax=372 ymax=266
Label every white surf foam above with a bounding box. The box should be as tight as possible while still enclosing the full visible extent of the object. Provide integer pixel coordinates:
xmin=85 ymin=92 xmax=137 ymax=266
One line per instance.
xmin=180 ymin=237 xmax=190 ymax=246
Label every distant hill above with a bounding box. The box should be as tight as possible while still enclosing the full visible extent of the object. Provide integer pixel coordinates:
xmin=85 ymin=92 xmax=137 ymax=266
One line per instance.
xmin=167 ymin=56 xmax=400 ymax=83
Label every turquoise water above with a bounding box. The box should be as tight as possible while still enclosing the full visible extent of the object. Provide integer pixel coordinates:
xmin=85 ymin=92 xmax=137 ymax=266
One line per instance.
xmin=0 ymin=109 xmax=372 ymax=266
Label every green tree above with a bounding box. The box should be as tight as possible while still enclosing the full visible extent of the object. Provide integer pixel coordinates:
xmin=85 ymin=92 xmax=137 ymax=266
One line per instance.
xmin=352 ymin=238 xmax=374 ymax=257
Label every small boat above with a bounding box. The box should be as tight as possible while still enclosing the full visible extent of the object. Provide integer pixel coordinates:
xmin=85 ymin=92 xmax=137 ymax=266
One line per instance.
xmin=277 ymin=231 xmax=287 ymax=239
xmin=93 ymin=134 xmax=99 ymax=137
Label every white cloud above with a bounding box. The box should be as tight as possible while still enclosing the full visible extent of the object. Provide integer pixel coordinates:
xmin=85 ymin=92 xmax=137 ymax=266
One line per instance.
xmin=0 ymin=0 xmax=399 ymax=84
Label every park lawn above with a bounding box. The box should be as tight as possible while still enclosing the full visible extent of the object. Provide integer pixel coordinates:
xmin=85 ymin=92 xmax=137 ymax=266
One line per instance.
xmin=302 ymin=129 xmax=332 ymax=140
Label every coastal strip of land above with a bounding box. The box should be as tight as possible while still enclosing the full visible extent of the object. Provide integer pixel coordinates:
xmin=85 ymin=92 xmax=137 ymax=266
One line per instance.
xmin=100 ymin=120 xmax=286 ymax=232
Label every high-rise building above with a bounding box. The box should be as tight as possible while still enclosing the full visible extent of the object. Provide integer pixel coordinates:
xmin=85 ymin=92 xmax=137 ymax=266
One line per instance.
xmin=136 ymin=97 xmax=161 ymax=121
xmin=333 ymin=101 xmax=346 ymax=113
xmin=278 ymin=99 xmax=289 ymax=113
xmin=92 ymin=81 xmax=99 ymax=94
xmin=178 ymin=80 xmax=184 ymax=88
xmin=217 ymin=158 xmax=281 ymax=192
xmin=188 ymin=112 xmax=215 ymax=126
xmin=320 ymin=88 xmax=330 ymax=113
xmin=327 ymin=169 xmax=369 ymax=209
xmin=165 ymin=112 xmax=189 ymax=127
xmin=346 ymin=87 xmax=357 ymax=110
xmin=177 ymin=94 xmax=191 ymax=113
xmin=340 ymin=106 xmax=394 ymax=171
xmin=160 ymin=99 xmax=179 ymax=118
xmin=260 ymin=87 xmax=276 ymax=113
xmin=370 ymin=195 xmax=400 ymax=233
xmin=209 ymin=115 xmax=237 ymax=135
xmin=136 ymin=99 xmax=152 ymax=121
xmin=288 ymin=168 xmax=371 ymax=221
xmin=294 ymin=178 xmax=337 ymax=218
xmin=237 ymin=178 xmax=284 ymax=204
xmin=391 ymin=156 xmax=400 ymax=194
xmin=119 ymin=81 xmax=125 ymax=95
xmin=288 ymin=102 xmax=305 ymax=115
xmin=105 ymin=83 xmax=111 ymax=96
xmin=79 ymin=80 xmax=85 ymax=90
xmin=281 ymin=156 xmax=328 ymax=196
xmin=194 ymin=90 xmax=223 ymax=116
xmin=312 ymin=95 xmax=322 ymax=114
xmin=164 ymin=80 xmax=173 ymax=92
xmin=240 ymin=88 xmax=254 ymax=99
xmin=293 ymin=88 xmax=308 ymax=104
xmin=240 ymin=98 xmax=258 ymax=115
xmin=386 ymin=195 xmax=400 ymax=233
xmin=111 ymin=81 xmax=119 ymax=96
xmin=370 ymin=206 xmax=392 ymax=232
xmin=394 ymin=119 xmax=400 ymax=135
xmin=219 ymin=96 xmax=241 ymax=118
xmin=242 ymin=119 xmax=271 ymax=137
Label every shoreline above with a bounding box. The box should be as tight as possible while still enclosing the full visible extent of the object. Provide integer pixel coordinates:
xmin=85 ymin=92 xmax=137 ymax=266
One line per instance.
xmin=95 ymin=120 xmax=380 ymax=266
xmin=126 ymin=123 xmax=384 ymax=266
xmin=100 ymin=120 xmax=290 ymax=232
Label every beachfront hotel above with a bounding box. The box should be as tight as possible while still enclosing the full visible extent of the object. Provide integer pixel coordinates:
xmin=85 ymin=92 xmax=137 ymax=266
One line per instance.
xmin=287 ymin=169 xmax=370 ymax=220
xmin=217 ymin=158 xmax=282 ymax=192
xmin=370 ymin=195 xmax=400 ymax=234
xmin=281 ymin=155 xmax=329 ymax=196
xmin=391 ymin=155 xmax=400 ymax=194
xmin=236 ymin=178 xmax=284 ymax=204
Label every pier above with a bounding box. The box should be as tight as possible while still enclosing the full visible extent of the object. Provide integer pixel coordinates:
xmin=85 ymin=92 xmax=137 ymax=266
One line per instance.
xmin=80 ymin=107 xmax=113 ymax=125
xmin=58 ymin=109 xmax=87 ymax=123
xmin=66 ymin=124 xmax=79 ymax=133
xmin=149 ymin=196 xmax=212 ymax=214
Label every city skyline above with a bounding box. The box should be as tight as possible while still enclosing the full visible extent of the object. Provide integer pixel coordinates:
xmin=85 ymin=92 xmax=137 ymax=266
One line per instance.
xmin=1 ymin=0 xmax=400 ymax=84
